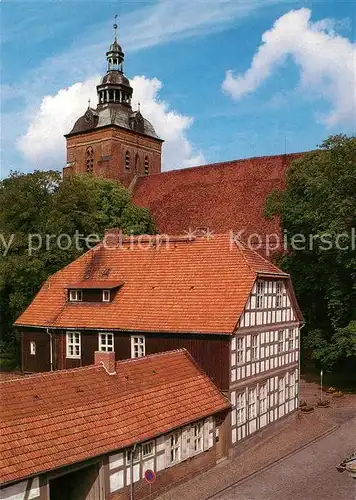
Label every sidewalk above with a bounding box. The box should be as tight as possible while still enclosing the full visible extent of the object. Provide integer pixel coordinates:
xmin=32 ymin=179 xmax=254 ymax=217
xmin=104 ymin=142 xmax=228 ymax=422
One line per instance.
xmin=157 ymin=381 xmax=356 ymax=500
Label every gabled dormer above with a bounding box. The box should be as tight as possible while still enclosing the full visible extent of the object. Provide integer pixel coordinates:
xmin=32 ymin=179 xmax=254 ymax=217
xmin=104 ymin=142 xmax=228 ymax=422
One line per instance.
xmin=66 ymin=281 xmax=123 ymax=304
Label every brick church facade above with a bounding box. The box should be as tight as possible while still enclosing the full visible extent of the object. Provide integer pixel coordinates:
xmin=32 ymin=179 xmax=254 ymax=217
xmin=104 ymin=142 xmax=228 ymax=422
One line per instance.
xmin=62 ymin=25 xmax=304 ymax=249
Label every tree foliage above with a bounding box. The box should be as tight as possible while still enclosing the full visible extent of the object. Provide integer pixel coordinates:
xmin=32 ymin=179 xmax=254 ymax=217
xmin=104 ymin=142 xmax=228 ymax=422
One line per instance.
xmin=265 ymin=135 xmax=356 ymax=371
xmin=0 ymin=172 xmax=155 ymax=346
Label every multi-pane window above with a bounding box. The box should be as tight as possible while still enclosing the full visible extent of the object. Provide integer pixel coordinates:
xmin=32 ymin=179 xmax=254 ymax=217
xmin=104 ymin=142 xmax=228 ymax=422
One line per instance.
xmin=131 ymin=336 xmax=145 ymax=358
xmin=251 ymin=334 xmax=259 ymax=361
xmin=259 ymin=383 xmax=268 ymax=414
xmin=287 ymin=329 xmax=294 ymax=350
xmin=125 ymin=151 xmax=131 ymax=171
xmin=278 ymin=376 xmax=286 ymax=403
xmin=278 ymin=330 xmax=285 ymax=353
xmin=69 ymin=289 xmax=82 ymax=302
xmin=30 ymin=341 xmax=36 ymax=355
xmin=248 ymin=387 xmax=257 ymax=420
xmin=236 ymin=392 xmax=246 ymax=425
xmin=126 ymin=447 xmax=140 ymax=464
xmin=102 ymin=290 xmax=110 ymax=302
xmin=276 ymin=281 xmax=283 ymax=307
xmin=256 ymin=280 xmax=264 ymax=309
xmin=236 ymin=337 xmax=245 ymax=364
xmin=99 ymin=332 xmax=114 ymax=352
xmin=144 ymin=156 xmax=149 ymax=175
xmin=142 ymin=441 xmax=155 ymax=458
xmin=289 ymin=371 xmax=295 ymax=399
xmin=191 ymin=422 xmax=203 ymax=453
xmin=169 ymin=431 xmax=181 ymax=464
xmin=66 ymin=332 xmax=81 ymax=358
xmin=86 ymin=147 xmax=94 ymax=174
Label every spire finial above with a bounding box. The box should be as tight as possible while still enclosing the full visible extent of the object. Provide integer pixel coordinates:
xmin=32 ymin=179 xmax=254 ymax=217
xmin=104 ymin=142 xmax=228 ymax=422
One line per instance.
xmin=138 ymin=101 xmax=141 ymax=112
xmin=113 ymin=14 xmax=118 ymax=41
xmin=88 ymin=97 xmax=91 ymax=109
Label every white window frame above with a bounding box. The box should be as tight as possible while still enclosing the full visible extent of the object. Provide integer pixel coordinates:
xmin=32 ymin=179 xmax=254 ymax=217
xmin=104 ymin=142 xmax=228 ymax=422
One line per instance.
xmin=289 ymin=371 xmax=296 ymax=399
xmin=142 ymin=440 xmax=155 ymax=459
xmin=278 ymin=375 xmax=286 ymax=404
xmin=287 ymin=329 xmax=294 ymax=350
xmin=259 ymin=383 xmax=268 ymax=414
xmin=251 ymin=334 xmax=259 ymax=361
xmin=191 ymin=422 xmax=203 ymax=454
xmin=236 ymin=392 xmax=246 ymax=425
xmin=169 ymin=431 xmax=181 ymax=464
xmin=98 ymin=332 xmax=114 ymax=352
xmin=66 ymin=331 xmax=81 ymax=358
xmin=131 ymin=335 xmax=145 ymax=358
xmin=256 ymin=280 xmax=264 ymax=309
xmin=69 ymin=289 xmax=82 ymax=302
xmin=248 ymin=387 xmax=257 ymax=420
xmin=30 ymin=341 xmax=36 ymax=355
xmin=278 ymin=329 xmax=285 ymax=354
xmin=126 ymin=447 xmax=140 ymax=465
xmin=276 ymin=281 xmax=283 ymax=307
xmin=102 ymin=289 xmax=111 ymax=302
xmin=236 ymin=337 xmax=245 ymax=365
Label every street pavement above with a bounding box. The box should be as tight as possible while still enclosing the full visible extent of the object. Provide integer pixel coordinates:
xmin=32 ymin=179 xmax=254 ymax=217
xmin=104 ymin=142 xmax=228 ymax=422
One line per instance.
xmin=214 ymin=417 xmax=356 ymax=500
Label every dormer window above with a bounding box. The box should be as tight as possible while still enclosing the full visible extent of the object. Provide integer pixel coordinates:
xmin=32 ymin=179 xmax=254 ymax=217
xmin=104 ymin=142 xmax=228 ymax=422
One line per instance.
xmin=69 ymin=289 xmax=82 ymax=302
xmin=102 ymin=290 xmax=110 ymax=302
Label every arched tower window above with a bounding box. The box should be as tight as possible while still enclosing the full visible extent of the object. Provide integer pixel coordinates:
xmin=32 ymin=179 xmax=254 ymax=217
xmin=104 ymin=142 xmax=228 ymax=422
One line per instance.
xmin=144 ymin=156 xmax=149 ymax=175
xmin=86 ymin=147 xmax=94 ymax=174
xmin=125 ymin=151 xmax=130 ymax=171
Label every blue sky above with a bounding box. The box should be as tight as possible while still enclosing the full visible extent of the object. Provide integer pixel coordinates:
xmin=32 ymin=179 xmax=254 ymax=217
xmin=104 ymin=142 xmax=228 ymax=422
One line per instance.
xmin=1 ymin=0 xmax=355 ymax=177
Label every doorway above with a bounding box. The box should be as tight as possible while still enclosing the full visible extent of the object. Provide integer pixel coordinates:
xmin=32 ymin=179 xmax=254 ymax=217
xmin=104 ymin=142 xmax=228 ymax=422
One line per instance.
xmin=49 ymin=463 xmax=103 ymax=500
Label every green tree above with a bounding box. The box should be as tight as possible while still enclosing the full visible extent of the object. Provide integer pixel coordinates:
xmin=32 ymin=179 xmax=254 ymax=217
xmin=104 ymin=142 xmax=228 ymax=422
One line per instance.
xmin=265 ymin=135 xmax=356 ymax=372
xmin=0 ymin=171 xmax=155 ymax=351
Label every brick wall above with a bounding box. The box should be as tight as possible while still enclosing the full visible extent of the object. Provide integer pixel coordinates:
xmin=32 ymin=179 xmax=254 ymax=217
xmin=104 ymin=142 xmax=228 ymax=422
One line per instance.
xmin=65 ymin=126 xmax=162 ymax=186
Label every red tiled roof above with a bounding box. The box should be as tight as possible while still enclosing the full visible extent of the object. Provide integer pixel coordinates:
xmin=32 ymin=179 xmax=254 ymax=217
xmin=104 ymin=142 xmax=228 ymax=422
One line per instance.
xmin=0 ymin=349 xmax=230 ymax=485
xmin=15 ymin=234 xmax=290 ymax=334
xmin=133 ymin=153 xmax=303 ymax=242
xmin=66 ymin=280 xmax=124 ymax=289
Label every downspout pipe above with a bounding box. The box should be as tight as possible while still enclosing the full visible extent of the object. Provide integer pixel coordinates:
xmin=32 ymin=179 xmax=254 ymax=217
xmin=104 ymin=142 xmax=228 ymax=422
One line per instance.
xmin=298 ymin=322 xmax=305 ymax=408
xmin=46 ymin=328 xmax=53 ymax=371
xmin=130 ymin=443 xmax=137 ymax=500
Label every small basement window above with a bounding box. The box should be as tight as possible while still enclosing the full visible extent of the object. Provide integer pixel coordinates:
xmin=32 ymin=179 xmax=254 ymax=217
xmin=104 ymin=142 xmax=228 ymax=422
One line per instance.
xmin=126 ymin=447 xmax=140 ymax=464
xmin=102 ymin=289 xmax=110 ymax=302
xmin=142 ymin=440 xmax=155 ymax=458
xmin=69 ymin=289 xmax=82 ymax=302
xmin=30 ymin=341 xmax=36 ymax=355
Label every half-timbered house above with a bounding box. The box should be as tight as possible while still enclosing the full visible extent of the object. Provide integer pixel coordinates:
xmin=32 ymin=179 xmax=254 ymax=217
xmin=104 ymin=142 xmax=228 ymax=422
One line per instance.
xmin=15 ymin=231 xmax=303 ymax=456
xmin=0 ymin=349 xmax=229 ymax=500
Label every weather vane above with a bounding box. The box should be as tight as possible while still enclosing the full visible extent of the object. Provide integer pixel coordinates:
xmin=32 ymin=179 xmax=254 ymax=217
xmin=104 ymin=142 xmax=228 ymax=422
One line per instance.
xmin=113 ymin=14 xmax=118 ymax=41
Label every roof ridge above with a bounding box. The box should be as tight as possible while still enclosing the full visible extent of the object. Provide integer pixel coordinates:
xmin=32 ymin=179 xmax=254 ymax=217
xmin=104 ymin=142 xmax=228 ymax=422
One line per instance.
xmin=116 ymin=348 xmax=187 ymax=366
xmin=136 ymin=151 xmax=306 ymax=180
xmin=0 ymin=364 xmax=103 ymax=385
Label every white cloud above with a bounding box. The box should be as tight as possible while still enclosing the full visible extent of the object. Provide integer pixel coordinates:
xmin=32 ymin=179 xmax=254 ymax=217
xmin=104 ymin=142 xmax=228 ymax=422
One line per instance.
xmin=222 ymin=8 xmax=356 ymax=126
xmin=17 ymin=75 xmax=204 ymax=172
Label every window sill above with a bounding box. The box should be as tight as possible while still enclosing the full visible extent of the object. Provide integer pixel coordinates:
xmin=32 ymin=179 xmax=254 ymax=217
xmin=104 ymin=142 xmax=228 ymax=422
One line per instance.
xmin=66 ymin=356 xmax=81 ymax=360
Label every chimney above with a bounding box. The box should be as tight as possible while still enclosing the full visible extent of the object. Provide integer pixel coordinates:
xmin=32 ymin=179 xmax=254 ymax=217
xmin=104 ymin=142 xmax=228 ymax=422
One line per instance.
xmin=95 ymin=351 xmax=116 ymax=375
xmin=103 ymin=228 xmax=123 ymax=248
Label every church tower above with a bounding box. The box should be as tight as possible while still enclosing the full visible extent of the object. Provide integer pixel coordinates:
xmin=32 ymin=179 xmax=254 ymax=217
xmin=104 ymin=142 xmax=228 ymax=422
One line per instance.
xmin=63 ymin=21 xmax=163 ymax=186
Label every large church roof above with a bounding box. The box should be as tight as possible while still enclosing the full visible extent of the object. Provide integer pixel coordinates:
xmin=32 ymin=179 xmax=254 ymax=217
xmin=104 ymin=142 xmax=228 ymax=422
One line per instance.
xmin=133 ymin=152 xmax=303 ymax=247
